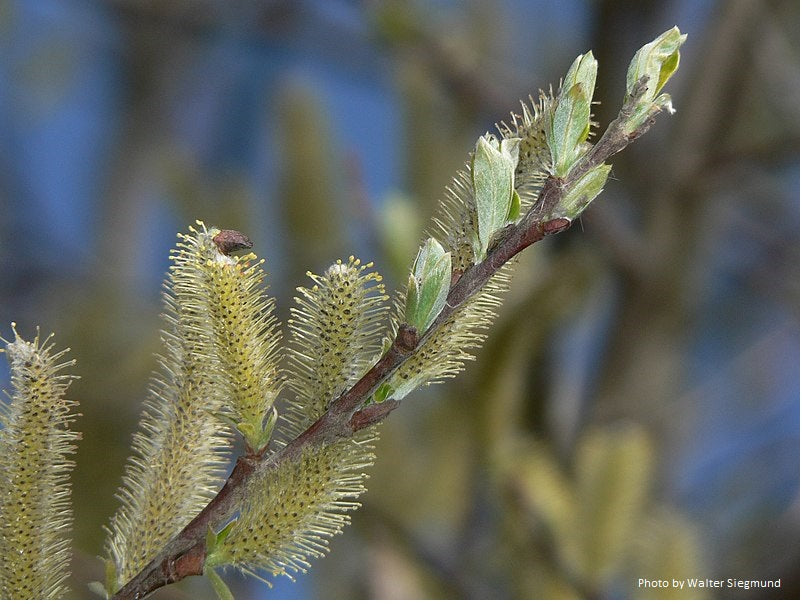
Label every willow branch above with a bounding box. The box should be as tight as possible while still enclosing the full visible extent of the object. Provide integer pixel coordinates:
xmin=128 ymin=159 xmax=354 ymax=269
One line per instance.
xmin=113 ymin=83 xmax=659 ymax=599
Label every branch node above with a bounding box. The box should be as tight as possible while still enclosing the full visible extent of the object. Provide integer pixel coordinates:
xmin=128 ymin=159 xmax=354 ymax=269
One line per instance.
xmin=396 ymin=323 xmax=419 ymax=353
xmin=542 ymin=217 xmax=572 ymax=235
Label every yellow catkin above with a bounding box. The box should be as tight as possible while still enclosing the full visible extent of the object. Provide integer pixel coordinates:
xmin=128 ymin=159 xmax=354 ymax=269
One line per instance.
xmin=105 ymin=225 xmax=235 ymax=587
xmin=215 ymin=436 xmax=375 ymax=582
xmin=280 ymin=257 xmax=387 ymax=440
xmin=210 ymin=257 xmax=386 ymax=582
xmin=106 ymin=223 xmax=284 ymax=587
xmin=197 ymin=226 xmax=282 ymax=451
xmin=0 ymin=326 xmax=78 ymax=599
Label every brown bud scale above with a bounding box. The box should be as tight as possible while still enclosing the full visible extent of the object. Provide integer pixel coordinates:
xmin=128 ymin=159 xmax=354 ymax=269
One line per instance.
xmin=213 ymin=230 xmax=253 ymax=255
xmin=542 ymin=217 xmax=571 ymax=235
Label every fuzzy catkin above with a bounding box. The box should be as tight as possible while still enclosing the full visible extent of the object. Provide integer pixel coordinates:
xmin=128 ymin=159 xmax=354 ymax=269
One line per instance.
xmin=498 ymin=93 xmax=553 ymax=208
xmin=0 ymin=327 xmax=78 ymax=599
xmin=395 ymin=93 xmax=554 ymax=400
xmin=105 ymin=225 xmax=236 ymax=587
xmin=388 ymin=266 xmax=512 ymax=401
xmin=205 ymin=256 xmax=281 ymax=424
xmin=281 ymin=257 xmax=387 ymax=440
xmin=213 ymin=435 xmax=375 ymax=582
xmin=197 ymin=227 xmax=283 ymax=451
xmin=430 ymin=94 xmax=552 ymax=274
xmin=211 ymin=257 xmax=386 ymax=581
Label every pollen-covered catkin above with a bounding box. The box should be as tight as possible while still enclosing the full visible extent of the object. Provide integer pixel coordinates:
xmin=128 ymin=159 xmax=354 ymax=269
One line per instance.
xmin=281 ymin=257 xmax=387 ymax=439
xmin=197 ymin=225 xmax=283 ymax=452
xmin=208 ymin=436 xmax=375 ymax=582
xmin=206 ymin=257 xmax=386 ymax=582
xmin=105 ymin=224 xmax=236 ymax=588
xmin=0 ymin=326 xmax=78 ymax=599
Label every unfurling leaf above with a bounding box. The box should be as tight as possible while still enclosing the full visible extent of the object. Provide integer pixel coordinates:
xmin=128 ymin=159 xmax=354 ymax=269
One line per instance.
xmin=548 ymin=51 xmax=597 ymax=177
xmin=549 ymin=163 xmax=612 ymax=222
xmin=405 ymin=237 xmax=452 ymax=333
xmin=622 ymin=26 xmax=687 ymax=132
xmin=472 ymin=134 xmax=520 ymax=260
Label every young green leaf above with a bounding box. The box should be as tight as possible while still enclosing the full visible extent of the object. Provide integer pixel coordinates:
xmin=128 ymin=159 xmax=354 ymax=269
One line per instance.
xmin=472 ymin=134 xmax=520 ymax=260
xmin=549 ymin=163 xmax=612 ymax=221
xmin=405 ymin=238 xmax=452 ymax=332
xmin=547 ymin=52 xmax=597 ymax=177
xmin=622 ymin=26 xmax=687 ymax=132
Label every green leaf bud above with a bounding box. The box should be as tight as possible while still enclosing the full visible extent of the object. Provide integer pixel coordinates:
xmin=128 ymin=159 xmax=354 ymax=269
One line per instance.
xmin=623 ymin=26 xmax=687 ymax=133
xmin=551 ymin=163 xmax=612 ymax=221
xmin=389 ymin=268 xmax=511 ymax=402
xmin=563 ymin=51 xmax=598 ymax=99
xmin=507 ymin=189 xmax=521 ymax=222
xmin=548 ymin=51 xmax=597 ymax=177
xmin=472 ymin=134 xmax=520 ymax=261
xmin=372 ymin=382 xmax=394 ymax=403
xmin=405 ymin=237 xmax=452 ymax=332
